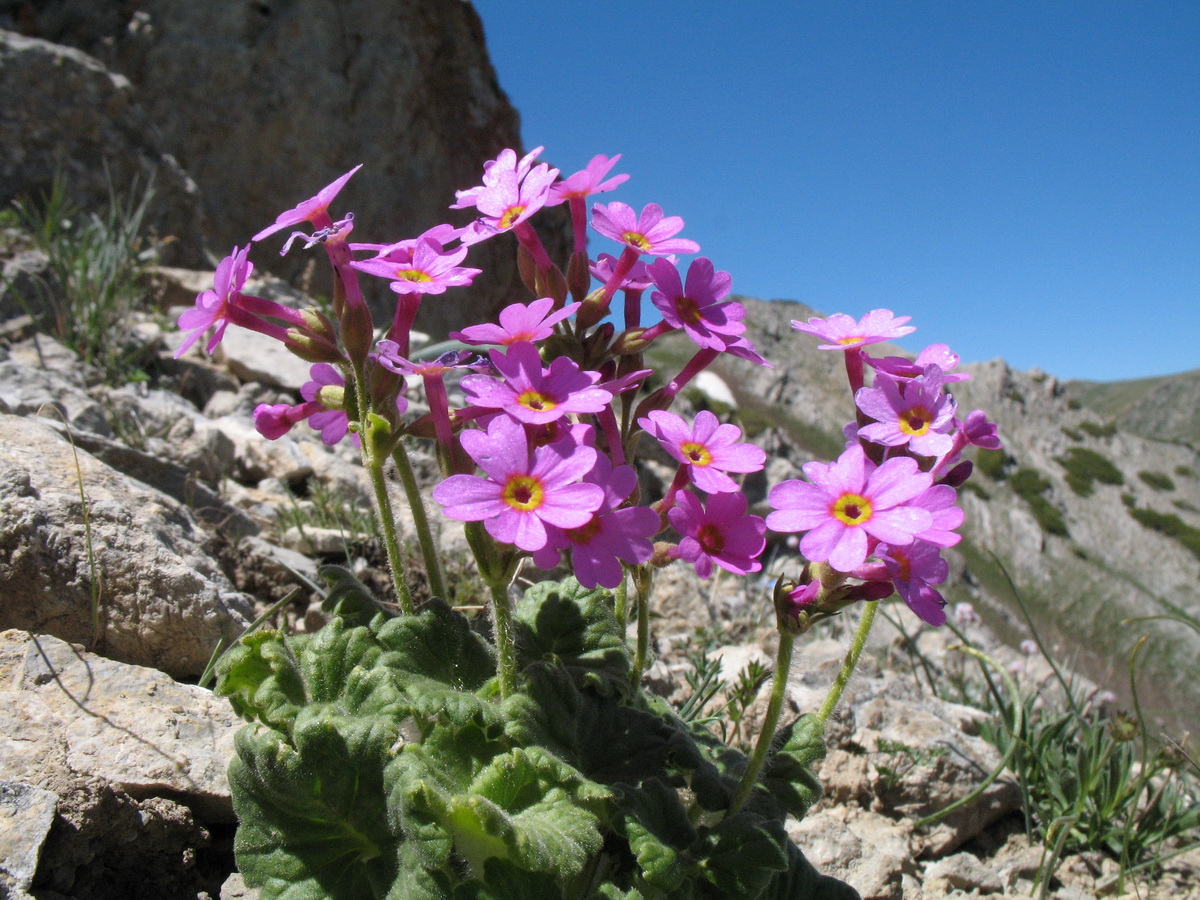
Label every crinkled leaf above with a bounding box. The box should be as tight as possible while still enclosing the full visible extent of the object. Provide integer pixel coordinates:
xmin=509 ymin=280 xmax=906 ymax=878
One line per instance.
xmin=405 ymin=744 xmax=608 ymax=880
xmin=589 ymin=888 xmax=648 ymax=900
xmin=216 ymin=631 xmax=308 ymax=732
xmin=760 ymin=714 xmax=826 ymax=820
xmin=375 ymin=598 xmax=495 ymax=689
xmin=613 ymin=779 xmax=696 ymax=892
xmin=320 ymin=563 xmax=392 ymax=624
xmin=514 ymin=577 xmax=630 ymax=689
xmin=452 ymin=858 xmax=566 ymax=899
xmin=229 ymin=713 xmax=424 ymax=900
xmin=696 ymin=812 xmax=789 ymax=898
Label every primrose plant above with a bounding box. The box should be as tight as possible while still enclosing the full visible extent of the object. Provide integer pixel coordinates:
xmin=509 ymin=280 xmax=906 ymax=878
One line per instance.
xmin=185 ymin=148 xmax=1001 ymax=899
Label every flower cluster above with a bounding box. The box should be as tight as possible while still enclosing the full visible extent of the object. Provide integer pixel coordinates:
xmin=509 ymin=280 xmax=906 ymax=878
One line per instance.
xmin=175 ymin=147 xmax=998 ymax=626
xmin=769 ymin=310 xmax=1000 ymax=626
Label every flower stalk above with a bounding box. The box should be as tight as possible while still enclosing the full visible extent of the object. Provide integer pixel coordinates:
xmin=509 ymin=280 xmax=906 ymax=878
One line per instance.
xmin=816 ymin=600 xmax=879 ymax=728
xmin=728 ymin=629 xmax=796 ymax=816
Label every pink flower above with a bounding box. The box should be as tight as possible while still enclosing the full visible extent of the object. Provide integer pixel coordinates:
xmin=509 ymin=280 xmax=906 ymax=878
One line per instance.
xmin=175 ymin=246 xmax=300 ymax=357
xmin=668 ymin=491 xmax=766 ymax=578
xmin=877 ymin=540 xmax=949 ymax=626
xmin=960 ymin=409 xmax=1002 ymax=449
xmin=460 ymin=342 xmax=612 ymax=425
xmin=646 ymin=257 xmax=745 ymax=350
xmin=433 ymin=416 xmax=603 ymax=552
xmin=911 ymin=484 xmax=963 ymax=547
xmin=590 ymin=202 xmax=700 ymax=256
xmin=252 ymin=165 xmax=362 ymax=242
xmin=639 ymin=409 xmax=765 ymax=494
xmin=451 ymin=147 xmax=559 ymax=238
xmin=589 ymin=253 xmax=660 ymax=291
xmin=856 ymin=367 xmax=957 ymax=457
xmin=766 ymin=444 xmax=934 ymax=572
xmin=253 ymin=401 xmax=320 ymax=441
xmin=350 ymin=238 xmax=480 ymax=295
xmin=547 ymin=154 xmax=629 ymax=205
xmin=532 ymin=457 xmax=658 ymax=588
xmin=866 ymin=344 xmax=969 ymax=383
xmin=791 ymin=309 xmax=915 ymax=351
xmin=451 ymin=297 xmax=580 ymax=346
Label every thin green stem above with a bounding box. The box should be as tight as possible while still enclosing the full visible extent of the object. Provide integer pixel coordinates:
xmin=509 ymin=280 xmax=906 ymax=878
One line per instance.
xmin=631 ymin=566 xmax=653 ymax=686
xmin=815 ymin=600 xmax=878 ymax=728
xmin=365 ymin=458 xmax=415 ymax=615
xmin=391 ymin=441 xmax=447 ymax=600
xmin=486 ymin=577 xmax=517 ymax=699
xmin=614 ymin=572 xmax=628 ymax=633
xmin=729 ymin=630 xmax=795 ymax=815
xmin=349 ymin=355 xmax=414 ymax=616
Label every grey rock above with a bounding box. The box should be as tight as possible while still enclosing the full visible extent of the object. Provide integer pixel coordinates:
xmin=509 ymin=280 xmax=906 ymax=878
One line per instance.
xmin=923 ymin=852 xmax=1004 ymax=893
xmin=0 ymin=780 xmax=57 ymax=893
xmin=21 ymin=0 xmax=571 ymax=338
xmin=214 ymin=321 xmax=312 ymax=392
xmin=0 ymin=629 xmax=239 ymax=822
xmin=0 ymin=335 xmax=110 ymax=436
xmin=0 ymin=414 xmax=254 ymax=678
xmin=0 ymin=30 xmax=207 ymax=267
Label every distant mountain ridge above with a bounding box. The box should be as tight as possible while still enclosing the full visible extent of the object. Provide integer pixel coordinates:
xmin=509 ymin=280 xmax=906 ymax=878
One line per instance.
xmin=1066 ymin=369 xmax=1200 ymax=447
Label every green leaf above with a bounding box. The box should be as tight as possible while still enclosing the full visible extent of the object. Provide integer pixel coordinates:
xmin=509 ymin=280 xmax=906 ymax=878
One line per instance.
xmin=514 ymin=577 xmax=630 ymax=689
xmin=215 ymin=631 xmax=309 ymax=732
xmin=408 ymin=744 xmax=609 ymax=881
xmin=452 ymin=859 xmax=565 ymax=899
xmin=229 ymin=714 xmax=424 ymax=900
xmin=320 ymin=563 xmax=392 ymax=624
xmin=375 ymin=598 xmax=496 ymax=690
xmin=613 ymin=779 xmax=696 ymax=892
xmin=696 ymin=812 xmax=789 ymax=898
xmin=760 ymin=714 xmax=826 ymax=820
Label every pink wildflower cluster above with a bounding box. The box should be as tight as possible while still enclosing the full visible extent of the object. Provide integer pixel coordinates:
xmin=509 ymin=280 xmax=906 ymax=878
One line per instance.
xmin=769 ymin=310 xmax=1001 ymax=625
xmin=174 ymin=146 xmax=997 ymax=628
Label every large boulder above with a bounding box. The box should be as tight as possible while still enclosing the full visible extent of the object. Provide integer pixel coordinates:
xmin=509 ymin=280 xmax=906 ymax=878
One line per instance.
xmin=0 ymin=29 xmax=208 ymax=267
xmin=0 ymin=413 xmax=254 ymax=678
xmin=10 ymin=0 xmax=570 ymax=337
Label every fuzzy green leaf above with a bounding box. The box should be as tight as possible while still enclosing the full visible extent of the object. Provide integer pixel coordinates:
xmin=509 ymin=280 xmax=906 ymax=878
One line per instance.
xmin=760 ymin=714 xmax=826 ymax=820
xmin=696 ymin=812 xmax=789 ymax=897
xmin=613 ymin=779 xmax=696 ymax=892
xmin=374 ymin=598 xmax=496 ymax=690
xmin=216 ymin=631 xmax=308 ymax=732
xmin=514 ymin=577 xmax=630 ymax=689
xmin=229 ymin=713 xmax=428 ymax=900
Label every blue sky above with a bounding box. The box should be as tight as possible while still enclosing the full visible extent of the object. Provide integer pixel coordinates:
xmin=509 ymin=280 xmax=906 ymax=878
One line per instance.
xmin=471 ymin=1 xmax=1199 ymax=383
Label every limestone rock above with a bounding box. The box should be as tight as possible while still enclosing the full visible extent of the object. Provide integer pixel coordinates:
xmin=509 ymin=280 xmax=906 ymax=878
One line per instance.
xmin=17 ymin=0 xmax=571 ymax=338
xmin=0 ymin=30 xmax=207 ymax=267
xmin=0 ymin=630 xmax=239 ymax=822
xmin=0 ymin=780 xmax=57 ymax=895
xmin=0 ymin=414 xmax=254 ymax=678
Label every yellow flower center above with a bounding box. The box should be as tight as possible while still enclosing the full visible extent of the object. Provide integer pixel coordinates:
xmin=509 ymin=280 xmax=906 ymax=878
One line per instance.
xmin=517 ymin=390 xmax=557 ymax=413
xmin=397 ymin=269 xmax=433 ymax=283
xmin=502 ymin=475 xmax=545 ymax=512
xmin=498 ymin=205 xmax=526 ymax=230
xmin=680 ymin=441 xmax=713 ymax=466
xmin=899 ymin=406 xmax=933 ymax=437
xmin=837 ymin=335 xmax=864 ymax=345
xmin=832 ymin=493 xmax=873 ymax=526
xmin=622 ymin=231 xmax=652 ymax=251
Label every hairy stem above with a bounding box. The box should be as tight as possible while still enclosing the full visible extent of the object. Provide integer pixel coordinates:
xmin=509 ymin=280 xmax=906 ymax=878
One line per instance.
xmin=816 ymin=600 xmax=878 ymax=728
xmin=729 ymin=629 xmax=796 ymax=815
xmin=630 ymin=566 xmax=653 ymax=686
xmin=486 ymin=577 xmax=517 ymax=699
xmin=391 ymin=441 xmax=447 ymax=600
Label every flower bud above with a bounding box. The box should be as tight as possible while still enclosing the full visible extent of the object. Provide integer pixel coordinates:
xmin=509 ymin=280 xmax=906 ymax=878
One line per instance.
xmin=567 ymin=249 xmax=591 ymax=303
xmin=316 ymin=385 xmax=346 ymax=410
xmin=939 ymin=460 xmax=973 ymax=487
xmin=284 ymin=329 xmax=346 ymax=364
xmin=535 ymin=263 xmax=568 ymax=306
xmin=517 ymin=243 xmax=538 ymax=295
xmin=575 ymin=287 xmax=611 ymax=331
xmin=611 ymin=328 xmax=651 ymax=356
xmin=340 ymin=298 xmax=375 ymax=363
